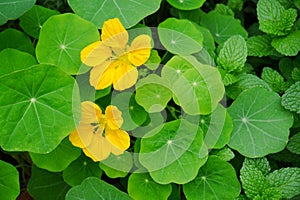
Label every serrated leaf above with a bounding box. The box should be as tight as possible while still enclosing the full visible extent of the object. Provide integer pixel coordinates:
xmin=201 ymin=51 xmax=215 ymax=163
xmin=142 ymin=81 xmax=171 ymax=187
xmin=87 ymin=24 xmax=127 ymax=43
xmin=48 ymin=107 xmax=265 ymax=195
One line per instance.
xmin=257 ymin=0 xmax=297 ymax=36
xmin=243 ymin=157 xmax=271 ymax=176
xmin=267 ymin=167 xmax=300 ymax=199
xmin=217 ymin=35 xmax=247 ymax=73
xmin=254 ymin=187 xmax=282 ymax=200
xmin=261 ymin=67 xmax=286 ymax=93
xmin=282 ymin=81 xmax=300 ymax=113
xmin=272 ymin=30 xmax=300 ymax=56
xmin=214 ymin=4 xmax=234 ymax=16
xmin=210 ymin=146 xmax=235 ymax=161
xmin=228 ymin=0 xmax=244 ymax=12
xmin=292 ymin=67 xmax=300 ymax=82
xmin=166 ymin=0 xmax=205 ymax=10
xmin=287 ymin=133 xmax=300 ymax=154
xmin=0 ymin=160 xmax=20 ymax=200
xmin=247 ymin=35 xmax=281 ymax=57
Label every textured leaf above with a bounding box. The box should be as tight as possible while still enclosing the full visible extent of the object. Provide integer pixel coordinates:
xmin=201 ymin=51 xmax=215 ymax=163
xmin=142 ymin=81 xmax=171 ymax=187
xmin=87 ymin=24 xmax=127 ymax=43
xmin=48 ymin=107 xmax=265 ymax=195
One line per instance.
xmin=287 ymin=133 xmax=300 ymax=154
xmin=261 ymin=67 xmax=287 ymax=93
xmin=167 ymin=0 xmax=205 ymax=10
xmin=282 ymin=81 xmax=300 ymax=113
xmin=272 ymin=30 xmax=300 ymax=56
xmin=243 ymin=157 xmax=271 ymax=176
xmin=257 ymin=0 xmax=297 ymax=36
xmin=210 ymin=146 xmax=235 ymax=161
xmin=227 ymin=0 xmax=244 ymax=12
xmin=247 ymin=35 xmax=280 ymax=57
xmin=214 ymin=4 xmax=234 ymax=16
xmin=292 ymin=68 xmax=300 ymax=82
xmin=68 ymin=0 xmax=161 ymax=28
xmin=0 ymin=160 xmax=20 ymax=200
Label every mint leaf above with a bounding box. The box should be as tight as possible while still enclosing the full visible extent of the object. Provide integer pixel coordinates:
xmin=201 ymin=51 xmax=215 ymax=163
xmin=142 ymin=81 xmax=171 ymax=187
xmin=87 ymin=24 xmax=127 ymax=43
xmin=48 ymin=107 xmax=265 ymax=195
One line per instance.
xmin=287 ymin=133 xmax=300 ymax=154
xmin=243 ymin=157 xmax=271 ymax=176
xmin=253 ymin=187 xmax=282 ymax=200
xmin=261 ymin=67 xmax=288 ymax=93
xmin=228 ymin=0 xmax=244 ymax=12
xmin=247 ymin=35 xmax=281 ymax=57
xmin=282 ymin=81 xmax=300 ymax=113
xmin=217 ymin=35 xmax=247 ymax=73
xmin=214 ymin=4 xmax=234 ymax=16
xmin=210 ymin=146 xmax=235 ymax=161
xmin=223 ymin=72 xmax=238 ymax=86
xmin=292 ymin=68 xmax=300 ymax=82
xmin=257 ymin=0 xmax=297 ymax=36
xmin=272 ymin=30 xmax=300 ymax=56
xmin=279 ymin=58 xmax=294 ymax=79
xmin=267 ymin=168 xmax=300 ymax=199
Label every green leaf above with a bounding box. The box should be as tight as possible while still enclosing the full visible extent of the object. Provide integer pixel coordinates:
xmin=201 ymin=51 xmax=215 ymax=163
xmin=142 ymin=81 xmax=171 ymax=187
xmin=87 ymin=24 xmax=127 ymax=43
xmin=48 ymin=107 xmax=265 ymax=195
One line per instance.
xmin=183 ymin=156 xmax=241 ymax=200
xmin=287 ymin=133 xmax=300 ymax=154
xmin=158 ymin=18 xmax=203 ymax=55
xmin=36 ymin=13 xmax=99 ymax=75
xmin=210 ymin=146 xmax=235 ymax=161
xmin=227 ymin=0 xmax=244 ymax=12
xmin=253 ymin=187 xmax=282 ymax=200
xmin=267 ymin=167 xmax=300 ymax=199
xmin=68 ymin=0 xmax=161 ymax=28
xmin=217 ymin=35 xmax=247 ymax=73
xmin=257 ymin=0 xmax=297 ymax=36
xmin=0 ymin=64 xmax=81 ymax=154
xmin=0 ymin=28 xmax=34 ymax=55
xmin=200 ymin=12 xmax=248 ymax=44
xmin=242 ymin=157 xmax=271 ymax=176
xmin=99 ymin=151 xmax=133 ymax=178
xmin=65 ymin=177 xmax=132 ymax=200
xmin=282 ymin=81 xmax=300 ymax=113
xmin=228 ymin=87 xmax=293 ymax=157
xmin=29 ymin=137 xmax=81 ymax=172
xmin=261 ymin=67 xmax=287 ymax=93
xmin=128 ymin=173 xmax=172 ymax=200
xmin=193 ymin=25 xmax=216 ymax=56
xmin=135 ymin=74 xmax=173 ymax=113
xmin=279 ymin=58 xmax=294 ymax=80
xmin=28 ymin=165 xmax=71 ymax=200
xmin=62 ymin=154 xmax=103 ymax=186
xmin=214 ymin=4 xmax=234 ymax=16
xmin=139 ymin=119 xmax=208 ymax=184
xmin=292 ymin=67 xmax=300 ymax=82
xmin=247 ymin=35 xmax=280 ymax=57
xmin=167 ymin=0 xmax=205 ymax=10
xmin=271 ymin=30 xmax=300 ymax=56
xmin=144 ymin=50 xmax=161 ymax=70
xmin=178 ymin=9 xmax=205 ymax=24
xmin=19 ymin=5 xmax=59 ymax=38
xmin=0 ymin=160 xmax=20 ymax=200
xmin=0 ymin=0 xmax=35 ymax=25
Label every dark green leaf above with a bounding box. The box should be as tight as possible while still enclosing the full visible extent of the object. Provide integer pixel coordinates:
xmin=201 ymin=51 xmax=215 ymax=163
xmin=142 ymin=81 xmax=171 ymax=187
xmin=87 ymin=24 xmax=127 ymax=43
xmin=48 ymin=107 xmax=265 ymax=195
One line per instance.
xmin=282 ymin=81 xmax=300 ymax=113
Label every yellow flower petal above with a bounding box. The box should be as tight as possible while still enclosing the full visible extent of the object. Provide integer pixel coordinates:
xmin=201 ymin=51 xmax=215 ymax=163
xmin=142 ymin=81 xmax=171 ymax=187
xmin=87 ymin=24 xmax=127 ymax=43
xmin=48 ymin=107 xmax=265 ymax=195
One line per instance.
xmin=80 ymin=41 xmax=112 ymax=66
xmin=82 ymin=134 xmax=110 ymax=162
xmin=69 ymin=131 xmax=85 ymax=148
xmin=89 ymin=61 xmax=114 ymax=90
xmin=113 ymin=63 xmax=138 ymax=91
xmin=81 ymin=101 xmax=102 ymax=123
xmin=101 ymin=18 xmax=128 ymax=49
xmin=105 ymin=105 xmax=123 ymax=130
xmin=105 ymin=129 xmax=130 ymax=151
xmin=127 ymin=34 xmax=151 ymax=66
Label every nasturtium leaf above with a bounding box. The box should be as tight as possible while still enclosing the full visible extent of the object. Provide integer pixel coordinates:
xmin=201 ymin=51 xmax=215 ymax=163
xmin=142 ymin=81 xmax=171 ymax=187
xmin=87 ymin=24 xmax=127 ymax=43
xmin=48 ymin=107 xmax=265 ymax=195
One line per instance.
xmin=19 ymin=5 xmax=59 ymax=38
xmin=287 ymin=133 xmax=300 ymax=154
xmin=282 ymin=81 xmax=300 ymax=114
xmin=29 ymin=137 xmax=81 ymax=172
xmin=183 ymin=156 xmax=241 ymax=200
xmin=36 ymin=13 xmax=99 ymax=75
xmin=158 ymin=18 xmax=203 ymax=55
xmin=167 ymin=0 xmax=205 ymax=10
xmin=247 ymin=35 xmax=280 ymax=57
xmin=257 ymin=0 xmax=297 ymax=36
xmin=171 ymin=56 xmax=225 ymax=115
xmin=193 ymin=48 xmax=216 ymax=66
xmin=0 ymin=160 xmax=20 ymax=200
xmin=0 ymin=0 xmax=35 ymax=25
xmin=0 ymin=64 xmax=81 ymax=154
xmin=261 ymin=67 xmax=288 ymax=93
xmin=144 ymin=50 xmax=161 ymax=70
xmin=63 ymin=154 xmax=102 ymax=186
xmin=135 ymin=74 xmax=173 ymax=113
xmin=193 ymin=25 xmax=216 ymax=56
xmin=65 ymin=177 xmax=132 ymax=200
xmin=210 ymin=146 xmax=235 ymax=161
xmin=200 ymin=11 xmax=247 ymax=44
xmin=178 ymin=8 xmax=205 ymax=24
xmin=68 ymin=0 xmax=161 ymax=29
xmin=217 ymin=35 xmax=247 ymax=73
xmin=267 ymin=167 xmax=300 ymax=199
xmin=0 ymin=28 xmax=34 ymax=55
xmin=228 ymin=87 xmax=294 ymax=157
xmin=128 ymin=173 xmax=172 ymax=200
xmin=271 ymin=30 xmax=300 ymax=56
xmin=139 ymin=119 xmax=208 ymax=184
xmin=99 ymin=151 xmax=133 ymax=178
xmin=28 ymin=165 xmax=71 ymax=200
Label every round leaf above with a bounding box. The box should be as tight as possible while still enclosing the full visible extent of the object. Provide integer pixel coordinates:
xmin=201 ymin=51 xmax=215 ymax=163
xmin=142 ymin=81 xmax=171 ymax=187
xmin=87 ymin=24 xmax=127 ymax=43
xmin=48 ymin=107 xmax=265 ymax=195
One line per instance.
xmin=0 ymin=64 xmax=81 ymax=153
xmin=36 ymin=13 xmax=100 ymax=75
xmin=167 ymin=0 xmax=205 ymax=10
xmin=158 ymin=18 xmax=203 ymax=55
xmin=183 ymin=156 xmax=241 ymax=200
xmin=0 ymin=160 xmax=20 ymax=200
xmin=228 ymin=87 xmax=294 ymax=157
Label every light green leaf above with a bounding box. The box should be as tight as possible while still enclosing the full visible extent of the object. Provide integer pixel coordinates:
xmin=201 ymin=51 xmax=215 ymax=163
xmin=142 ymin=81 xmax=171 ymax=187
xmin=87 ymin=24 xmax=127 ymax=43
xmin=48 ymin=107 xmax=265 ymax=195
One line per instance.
xmin=178 ymin=9 xmax=205 ymax=24
xmin=267 ymin=167 xmax=300 ymax=199
xmin=0 ymin=160 xmax=20 ymax=200
xmin=210 ymin=146 xmax=235 ymax=161
xmin=29 ymin=137 xmax=81 ymax=172
xmin=253 ymin=187 xmax=282 ymax=200
xmin=282 ymin=81 xmax=300 ymax=113
xmin=261 ymin=67 xmax=287 ymax=93
xmin=158 ymin=18 xmax=203 ymax=55
xmin=193 ymin=24 xmax=216 ymax=56
xmin=139 ymin=119 xmax=208 ymax=184
xmin=287 ymin=133 xmax=300 ymax=154
xmin=228 ymin=87 xmax=294 ymax=157
xmin=36 ymin=13 xmax=99 ymax=75
xmin=0 ymin=0 xmax=35 ymax=25
xmin=271 ymin=30 xmax=300 ymax=56
xmin=257 ymin=0 xmax=297 ymax=36
xmin=65 ymin=177 xmax=132 ymax=200
xmin=28 ymin=165 xmax=71 ymax=200
xmin=144 ymin=50 xmax=161 ymax=70
xmin=214 ymin=4 xmax=234 ymax=16
xmin=247 ymin=35 xmax=281 ymax=57
xmin=183 ymin=156 xmax=241 ymax=200
xmin=200 ymin=12 xmax=247 ymax=44
xmin=217 ymin=35 xmax=247 ymax=73
xmin=242 ymin=157 xmax=271 ymax=176
xmin=19 ymin=5 xmax=59 ymax=38
xmin=167 ymin=0 xmax=205 ymax=10
xmin=68 ymin=0 xmax=161 ymax=28
xmin=63 ymin=154 xmax=103 ymax=186
xmin=0 ymin=64 xmax=81 ymax=154
xmin=128 ymin=173 xmax=172 ymax=200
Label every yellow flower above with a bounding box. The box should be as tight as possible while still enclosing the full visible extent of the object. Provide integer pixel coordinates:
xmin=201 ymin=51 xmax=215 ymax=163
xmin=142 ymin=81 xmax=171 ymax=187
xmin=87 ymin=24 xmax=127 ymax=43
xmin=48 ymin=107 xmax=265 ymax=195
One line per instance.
xmin=69 ymin=101 xmax=130 ymax=162
xmin=81 ymin=18 xmax=152 ymax=91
